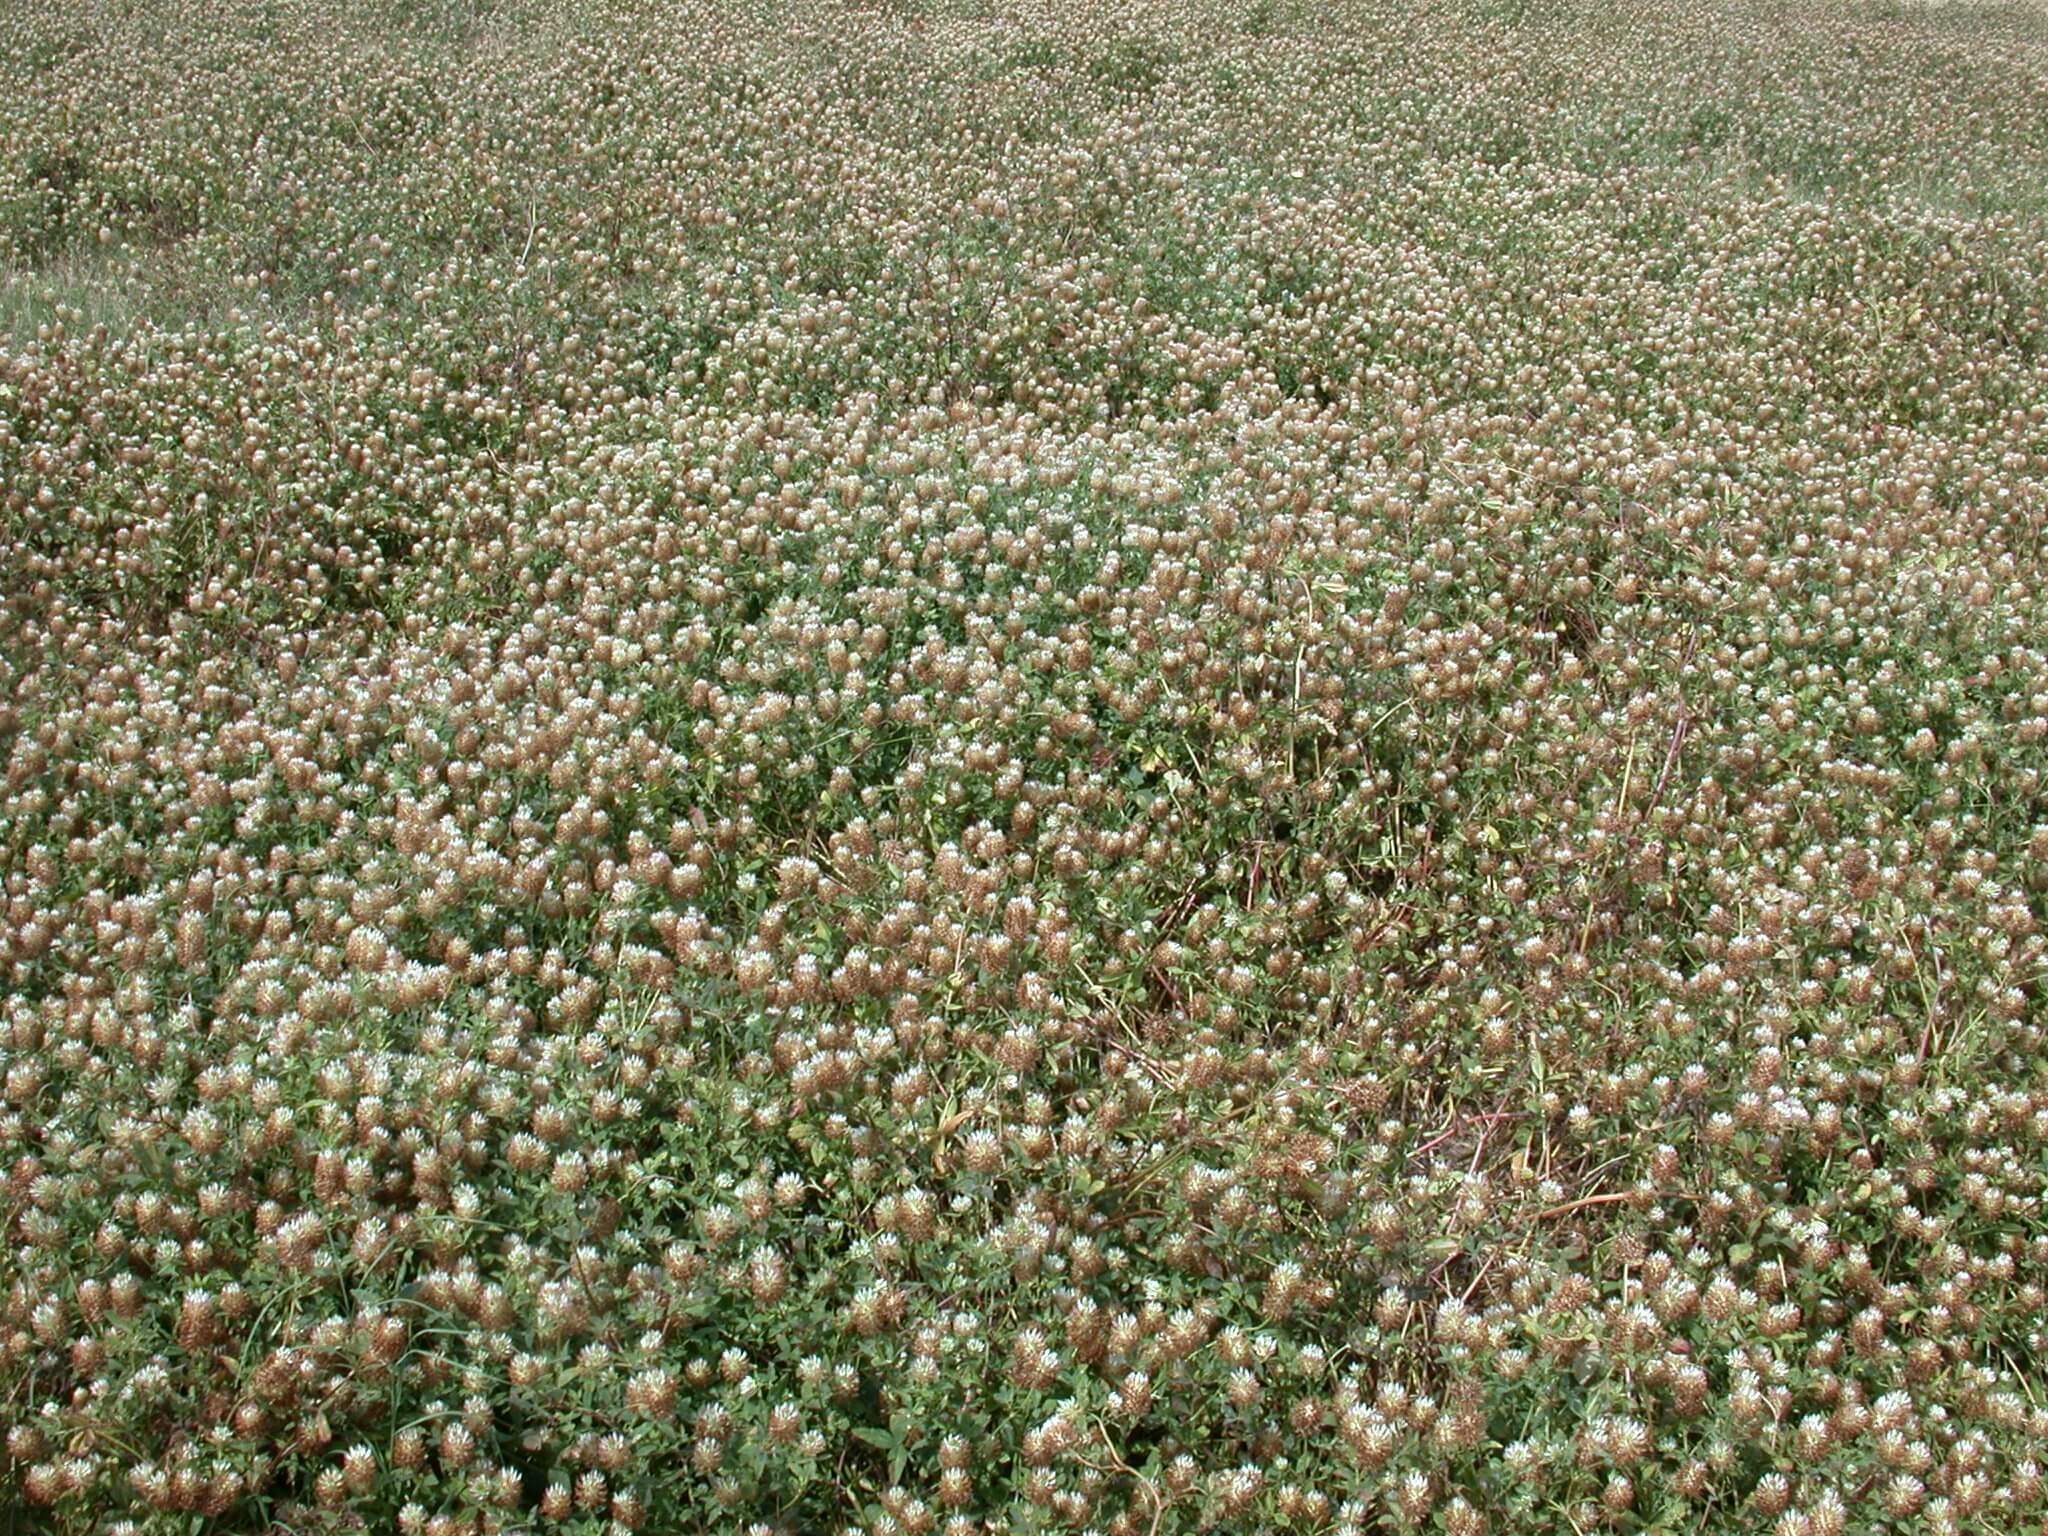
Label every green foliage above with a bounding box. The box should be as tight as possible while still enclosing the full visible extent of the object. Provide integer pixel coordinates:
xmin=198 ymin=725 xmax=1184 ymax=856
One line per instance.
xmin=3 ymin=0 xmax=2048 ymax=1532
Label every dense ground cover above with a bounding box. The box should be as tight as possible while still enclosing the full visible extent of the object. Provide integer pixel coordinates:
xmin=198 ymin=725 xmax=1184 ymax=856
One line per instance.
xmin=4 ymin=0 xmax=2048 ymax=1530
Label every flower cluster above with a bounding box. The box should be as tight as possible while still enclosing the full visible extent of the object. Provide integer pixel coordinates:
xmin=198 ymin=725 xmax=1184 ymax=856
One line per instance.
xmin=3 ymin=0 xmax=2048 ymax=1531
